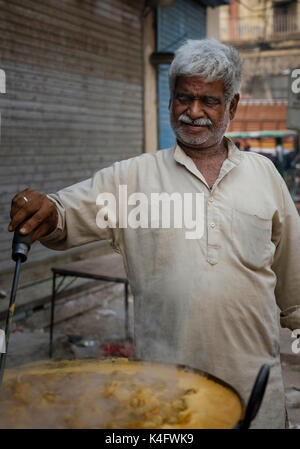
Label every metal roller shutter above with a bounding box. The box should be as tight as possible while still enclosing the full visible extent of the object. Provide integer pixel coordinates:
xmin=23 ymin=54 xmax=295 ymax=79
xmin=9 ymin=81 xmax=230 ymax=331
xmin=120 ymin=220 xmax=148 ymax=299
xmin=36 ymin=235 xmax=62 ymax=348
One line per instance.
xmin=0 ymin=0 xmax=144 ymax=272
xmin=157 ymin=0 xmax=206 ymax=149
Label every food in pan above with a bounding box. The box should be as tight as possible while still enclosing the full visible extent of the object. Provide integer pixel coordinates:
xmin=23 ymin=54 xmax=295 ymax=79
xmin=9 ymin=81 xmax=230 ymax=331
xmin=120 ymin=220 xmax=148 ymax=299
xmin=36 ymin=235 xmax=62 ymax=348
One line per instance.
xmin=0 ymin=358 xmax=243 ymax=429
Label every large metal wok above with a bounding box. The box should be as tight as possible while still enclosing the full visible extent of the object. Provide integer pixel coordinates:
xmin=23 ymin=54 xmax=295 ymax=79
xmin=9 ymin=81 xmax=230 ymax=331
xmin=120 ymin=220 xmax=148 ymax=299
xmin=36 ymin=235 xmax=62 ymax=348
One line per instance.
xmin=0 ymin=358 xmax=269 ymax=429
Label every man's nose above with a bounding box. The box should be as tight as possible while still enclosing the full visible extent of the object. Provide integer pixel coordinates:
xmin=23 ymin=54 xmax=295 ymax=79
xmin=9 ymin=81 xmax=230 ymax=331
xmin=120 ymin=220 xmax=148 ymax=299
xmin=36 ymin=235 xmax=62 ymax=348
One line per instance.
xmin=188 ymin=100 xmax=205 ymax=120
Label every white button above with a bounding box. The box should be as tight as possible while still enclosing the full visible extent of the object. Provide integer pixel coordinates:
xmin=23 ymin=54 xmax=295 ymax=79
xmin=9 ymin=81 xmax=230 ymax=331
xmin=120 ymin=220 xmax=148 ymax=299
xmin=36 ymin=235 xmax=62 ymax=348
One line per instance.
xmin=210 ymin=222 xmax=216 ymax=228
xmin=208 ymin=197 xmax=214 ymax=203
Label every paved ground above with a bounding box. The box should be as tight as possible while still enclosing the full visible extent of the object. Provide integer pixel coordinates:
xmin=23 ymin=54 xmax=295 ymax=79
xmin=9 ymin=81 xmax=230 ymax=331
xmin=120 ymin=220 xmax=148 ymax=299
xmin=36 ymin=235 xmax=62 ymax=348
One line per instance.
xmin=1 ymin=283 xmax=299 ymax=429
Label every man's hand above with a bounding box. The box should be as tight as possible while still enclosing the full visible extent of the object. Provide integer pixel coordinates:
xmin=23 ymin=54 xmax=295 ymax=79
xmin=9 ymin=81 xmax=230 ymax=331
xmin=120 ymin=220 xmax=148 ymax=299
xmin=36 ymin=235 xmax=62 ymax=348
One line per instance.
xmin=8 ymin=188 xmax=58 ymax=242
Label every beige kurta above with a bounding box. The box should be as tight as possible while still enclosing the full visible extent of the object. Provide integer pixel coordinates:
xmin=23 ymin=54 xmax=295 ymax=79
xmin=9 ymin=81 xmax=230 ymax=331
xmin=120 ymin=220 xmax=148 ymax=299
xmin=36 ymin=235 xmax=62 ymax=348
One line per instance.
xmin=40 ymin=139 xmax=300 ymax=429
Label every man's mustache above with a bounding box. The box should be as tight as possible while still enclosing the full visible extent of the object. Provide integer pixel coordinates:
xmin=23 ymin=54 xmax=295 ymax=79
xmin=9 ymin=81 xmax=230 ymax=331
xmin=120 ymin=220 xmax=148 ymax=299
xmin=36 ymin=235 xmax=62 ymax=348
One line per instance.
xmin=179 ymin=114 xmax=212 ymax=127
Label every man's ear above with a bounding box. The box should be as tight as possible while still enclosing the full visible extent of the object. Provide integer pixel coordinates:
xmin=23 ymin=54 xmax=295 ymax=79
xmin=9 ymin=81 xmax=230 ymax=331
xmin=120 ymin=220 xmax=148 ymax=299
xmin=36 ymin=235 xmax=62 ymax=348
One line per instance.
xmin=229 ymin=93 xmax=240 ymax=120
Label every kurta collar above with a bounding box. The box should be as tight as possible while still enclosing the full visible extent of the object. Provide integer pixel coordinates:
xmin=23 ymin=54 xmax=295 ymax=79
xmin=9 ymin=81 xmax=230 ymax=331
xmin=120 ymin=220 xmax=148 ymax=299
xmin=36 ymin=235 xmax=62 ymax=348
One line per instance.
xmin=173 ymin=137 xmax=243 ymax=191
xmin=174 ymin=137 xmax=242 ymax=166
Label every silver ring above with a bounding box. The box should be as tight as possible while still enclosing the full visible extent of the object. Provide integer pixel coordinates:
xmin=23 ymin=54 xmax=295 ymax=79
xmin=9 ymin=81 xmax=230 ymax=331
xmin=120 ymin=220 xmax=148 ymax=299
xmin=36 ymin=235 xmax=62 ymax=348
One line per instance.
xmin=23 ymin=196 xmax=28 ymax=203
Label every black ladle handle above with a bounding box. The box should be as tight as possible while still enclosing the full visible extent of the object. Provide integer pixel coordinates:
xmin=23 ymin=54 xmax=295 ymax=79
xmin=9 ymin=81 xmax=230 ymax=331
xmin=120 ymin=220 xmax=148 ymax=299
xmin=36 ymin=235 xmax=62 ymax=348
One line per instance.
xmin=0 ymin=223 xmax=34 ymax=387
xmin=240 ymin=364 xmax=270 ymax=429
xmin=12 ymin=223 xmax=34 ymax=263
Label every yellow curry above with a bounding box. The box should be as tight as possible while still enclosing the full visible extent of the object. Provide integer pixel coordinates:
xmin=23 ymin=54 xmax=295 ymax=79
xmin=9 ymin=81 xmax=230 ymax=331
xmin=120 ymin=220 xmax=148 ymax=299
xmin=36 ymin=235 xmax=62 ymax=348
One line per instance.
xmin=0 ymin=358 xmax=244 ymax=429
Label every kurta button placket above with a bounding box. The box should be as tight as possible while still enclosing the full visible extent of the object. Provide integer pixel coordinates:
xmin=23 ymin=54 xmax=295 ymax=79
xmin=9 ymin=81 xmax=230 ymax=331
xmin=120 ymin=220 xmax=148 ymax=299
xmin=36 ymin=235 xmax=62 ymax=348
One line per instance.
xmin=206 ymin=195 xmax=219 ymax=265
xmin=173 ymin=143 xmax=242 ymax=267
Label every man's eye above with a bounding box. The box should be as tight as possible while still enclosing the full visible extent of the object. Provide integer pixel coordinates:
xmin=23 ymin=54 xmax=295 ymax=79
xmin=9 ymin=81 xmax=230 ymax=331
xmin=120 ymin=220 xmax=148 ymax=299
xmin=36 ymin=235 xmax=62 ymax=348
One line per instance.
xmin=177 ymin=95 xmax=191 ymax=104
xmin=205 ymin=97 xmax=219 ymax=105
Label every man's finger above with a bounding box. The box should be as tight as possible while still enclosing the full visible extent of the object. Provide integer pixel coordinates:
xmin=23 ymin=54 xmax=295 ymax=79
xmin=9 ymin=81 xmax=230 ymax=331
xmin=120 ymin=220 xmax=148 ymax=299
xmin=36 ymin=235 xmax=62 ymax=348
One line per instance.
xmin=11 ymin=188 xmax=31 ymax=205
xmin=10 ymin=189 xmax=33 ymax=220
xmin=9 ymin=197 xmax=31 ymax=224
xmin=16 ymin=203 xmax=53 ymax=235
xmin=9 ymin=194 xmax=44 ymax=231
xmin=9 ymin=203 xmax=37 ymax=232
xmin=10 ymin=188 xmax=32 ymax=208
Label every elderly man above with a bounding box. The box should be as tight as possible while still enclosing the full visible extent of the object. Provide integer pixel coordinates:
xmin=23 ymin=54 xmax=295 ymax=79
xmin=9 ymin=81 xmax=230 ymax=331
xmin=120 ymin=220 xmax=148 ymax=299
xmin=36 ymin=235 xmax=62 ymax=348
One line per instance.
xmin=8 ymin=39 xmax=300 ymax=429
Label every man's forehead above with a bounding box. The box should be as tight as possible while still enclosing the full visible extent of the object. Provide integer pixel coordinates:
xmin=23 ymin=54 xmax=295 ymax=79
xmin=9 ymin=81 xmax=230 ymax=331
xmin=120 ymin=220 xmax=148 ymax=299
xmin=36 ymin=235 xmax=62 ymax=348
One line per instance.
xmin=175 ymin=76 xmax=224 ymax=94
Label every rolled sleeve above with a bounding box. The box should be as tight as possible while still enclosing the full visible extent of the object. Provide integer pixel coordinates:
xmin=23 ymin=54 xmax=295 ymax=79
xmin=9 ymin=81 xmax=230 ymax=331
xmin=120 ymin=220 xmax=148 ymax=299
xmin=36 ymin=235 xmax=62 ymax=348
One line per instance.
xmin=38 ymin=194 xmax=67 ymax=247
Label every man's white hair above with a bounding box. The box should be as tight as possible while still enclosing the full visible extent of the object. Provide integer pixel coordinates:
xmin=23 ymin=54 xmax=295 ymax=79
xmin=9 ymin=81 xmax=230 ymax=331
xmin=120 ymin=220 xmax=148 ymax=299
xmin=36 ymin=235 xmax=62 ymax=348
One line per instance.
xmin=168 ymin=39 xmax=243 ymax=103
